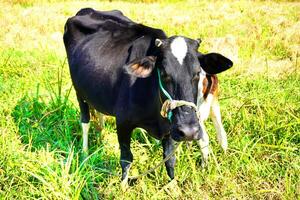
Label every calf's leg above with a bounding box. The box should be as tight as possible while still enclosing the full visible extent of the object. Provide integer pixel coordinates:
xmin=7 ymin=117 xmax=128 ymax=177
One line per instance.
xmin=197 ymin=121 xmax=210 ymax=167
xmin=197 ymin=94 xmax=213 ymax=167
xmin=162 ymin=135 xmax=176 ymax=180
xmin=77 ymin=94 xmax=90 ymax=154
xmin=211 ymin=100 xmax=228 ymax=152
xmin=90 ymin=108 xmax=104 ymax=132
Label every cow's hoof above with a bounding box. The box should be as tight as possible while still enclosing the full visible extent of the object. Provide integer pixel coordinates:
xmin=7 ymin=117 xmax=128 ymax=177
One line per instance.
xmin=200 ymin=152 xmax=209 ymax=169
xmin=162 ymin=179 xmax=182 ymax=197
xmin=121 ymin=178 xmax=129 ymax=192
xmin=82 ymin=150 xmax=88 ymax=158
xmin=200 ymin=147 xmax=210 ymax=168
xmin=201 ymin=158 xmax=209 ymax=169
xmin=221 ymin=142 xmax=228 ymax=153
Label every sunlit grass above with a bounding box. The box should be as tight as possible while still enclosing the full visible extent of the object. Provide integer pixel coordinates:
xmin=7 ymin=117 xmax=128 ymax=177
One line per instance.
xmin=0 ymin=0 xmax=299 ymax=199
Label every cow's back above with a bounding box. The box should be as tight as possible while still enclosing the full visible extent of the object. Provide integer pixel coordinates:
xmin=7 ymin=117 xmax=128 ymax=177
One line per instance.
xmin=63 ymin=8 xmax=134 ymax=55
xmin=63 ymin=8 xmax=166 ymax=116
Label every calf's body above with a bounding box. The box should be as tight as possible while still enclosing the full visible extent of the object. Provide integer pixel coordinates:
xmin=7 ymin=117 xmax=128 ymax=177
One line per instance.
xmin=197 ymin=73 xmax=228 ymax=166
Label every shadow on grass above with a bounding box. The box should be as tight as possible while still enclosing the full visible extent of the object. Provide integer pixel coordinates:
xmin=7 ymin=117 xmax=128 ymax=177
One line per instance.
xmin=11 ymin=91 xmax=123 ymax=199
xmin=12 ymin=93 xmax=81 ymax=153
xmin=12 ymin=90 xmax=120 ymax=167
xmin=11 ymin=90 xmax=158 ymax=153
xmin=12 ymin=89 xmax=118 ymax=155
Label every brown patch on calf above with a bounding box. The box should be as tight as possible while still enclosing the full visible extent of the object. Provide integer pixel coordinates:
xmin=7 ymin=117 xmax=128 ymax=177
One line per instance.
xmin=202 ymin=75 xmax=218 ymax=100
xmin=90 ymin=107 xmax=104 ymax=132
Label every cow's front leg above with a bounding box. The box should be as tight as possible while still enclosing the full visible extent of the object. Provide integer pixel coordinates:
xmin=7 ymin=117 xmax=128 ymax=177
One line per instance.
xmin=117 ymin=125 xmax=133 ymax=188
xmin=162 ymin=135 xmax=176 ymax=180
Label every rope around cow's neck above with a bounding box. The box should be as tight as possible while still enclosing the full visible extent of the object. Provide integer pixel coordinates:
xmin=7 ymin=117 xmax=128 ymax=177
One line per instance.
xmin=157 ymin=68 xmax=200 ymax=121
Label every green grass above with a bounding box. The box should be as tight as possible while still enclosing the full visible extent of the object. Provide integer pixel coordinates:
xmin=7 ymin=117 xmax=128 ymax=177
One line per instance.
xmin=0 ymin=0 xmax=300 ymax=199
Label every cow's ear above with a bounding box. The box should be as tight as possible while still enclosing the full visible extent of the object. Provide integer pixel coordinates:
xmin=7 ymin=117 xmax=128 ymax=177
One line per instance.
xmin=198 ymin=53 xmax=233 ymax=74
xmin=125 ymin=56 xmax=156 ymax=78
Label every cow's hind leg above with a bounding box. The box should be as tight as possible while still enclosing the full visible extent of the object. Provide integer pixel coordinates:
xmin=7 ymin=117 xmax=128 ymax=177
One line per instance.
xmin=211 ymin=100 xmax=227 ymax=152
xmin=77 ymin=94 xmax=90 ymax=154
xmin=162 ymin=135 xmax=176 ymax=180
xmin=117 ymin=124 xmax=133 ymax=188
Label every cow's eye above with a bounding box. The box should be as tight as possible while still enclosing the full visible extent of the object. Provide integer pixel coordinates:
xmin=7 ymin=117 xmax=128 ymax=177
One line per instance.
xmin=163 ymin=75 xmax=172 ymax=83
xmin=192 ymin=74 xmax=199 ymax=82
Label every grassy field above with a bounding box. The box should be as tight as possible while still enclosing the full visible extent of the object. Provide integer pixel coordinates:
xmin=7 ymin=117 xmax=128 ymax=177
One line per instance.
xmin=0 ymin=0 xmax=299 ymax=199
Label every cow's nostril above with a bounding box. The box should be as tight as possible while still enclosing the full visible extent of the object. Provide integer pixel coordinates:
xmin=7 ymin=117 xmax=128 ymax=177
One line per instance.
xmin=177 ymin=125 xmax=200 ymax=141
xmin=192 ymin=126 xmax=200 ymax=135
xmin=177 ymin=129 xmax=185 ymax=138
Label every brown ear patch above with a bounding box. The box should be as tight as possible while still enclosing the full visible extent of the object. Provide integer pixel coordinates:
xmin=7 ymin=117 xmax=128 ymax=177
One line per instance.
xmin=131 ymin=63 xmax=139 ymax=71
xmin=129 ymin=64 xmax=153 ymax=78
xmin=126 ymin=56 xmax=157 ymax=78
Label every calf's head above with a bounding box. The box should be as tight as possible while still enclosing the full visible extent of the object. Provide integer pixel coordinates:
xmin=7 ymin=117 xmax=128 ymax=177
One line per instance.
xmin=125 ymin=36 xmax=233 ymax=141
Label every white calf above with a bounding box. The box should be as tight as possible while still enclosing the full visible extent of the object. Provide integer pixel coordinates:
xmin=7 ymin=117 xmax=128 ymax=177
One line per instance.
xmin=197 ymin=70 xmax=228 ymax=166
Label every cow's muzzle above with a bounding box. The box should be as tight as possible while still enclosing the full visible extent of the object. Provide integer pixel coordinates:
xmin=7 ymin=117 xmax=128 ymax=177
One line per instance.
xmin=171 ymin=124 xmax=201 ymax=141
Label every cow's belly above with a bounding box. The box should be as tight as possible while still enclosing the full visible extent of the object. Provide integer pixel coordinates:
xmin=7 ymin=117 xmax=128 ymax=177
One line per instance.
xmin=71 ymin=65 xmax=123 ymax=116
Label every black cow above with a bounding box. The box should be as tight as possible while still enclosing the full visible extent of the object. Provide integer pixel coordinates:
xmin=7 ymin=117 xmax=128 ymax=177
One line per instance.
xmin=63 ymin=8 xmax=232 ymax=183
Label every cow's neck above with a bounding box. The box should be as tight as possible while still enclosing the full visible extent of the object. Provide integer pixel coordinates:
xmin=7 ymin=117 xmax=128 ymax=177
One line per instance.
xmin=129 ymin=72 xmax=170 ymax=139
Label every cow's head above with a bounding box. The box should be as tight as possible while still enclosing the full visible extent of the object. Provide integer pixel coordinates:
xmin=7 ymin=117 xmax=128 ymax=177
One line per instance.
xmin=125 ymin=36 xmax=232 ymax=141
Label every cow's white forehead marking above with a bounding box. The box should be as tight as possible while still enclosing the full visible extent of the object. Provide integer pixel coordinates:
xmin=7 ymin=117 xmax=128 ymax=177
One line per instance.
xmin=170 ymin=37 xmax=187 ymax=65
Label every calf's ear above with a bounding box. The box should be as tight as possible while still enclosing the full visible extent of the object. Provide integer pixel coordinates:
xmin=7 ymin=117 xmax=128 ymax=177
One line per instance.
xmin=198 ymin=53 xmax=233 ymax=74
xmin=125 ymin=56 xmax=156 ymax=78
